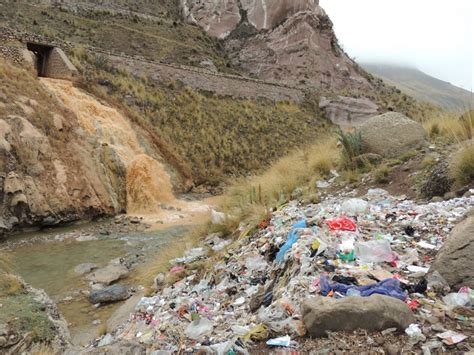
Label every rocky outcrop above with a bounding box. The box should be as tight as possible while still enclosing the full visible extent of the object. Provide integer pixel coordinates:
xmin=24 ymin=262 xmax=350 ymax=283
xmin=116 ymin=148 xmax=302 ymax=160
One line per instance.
xmin=359 ymin=112 xmax=427 ymax=158
xmin=429 ymin=213 xmax=474 ymax=289
xmin=0 ymin=57 xmax=179 ymax=238
xmin=183 ymin=0 xmax=372 ymax=91
xmin=302 ymin=295 xmax=415 ymax=337
xmin=320 ymin=96 xmax=379 ymax=126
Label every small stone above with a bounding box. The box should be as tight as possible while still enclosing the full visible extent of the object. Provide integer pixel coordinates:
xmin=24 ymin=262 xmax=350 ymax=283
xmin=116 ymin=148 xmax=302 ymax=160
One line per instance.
xmin=92 ymin=319 xmax=101 ymax=326
xmin=74 ymin=263 xmax=97 ymax=275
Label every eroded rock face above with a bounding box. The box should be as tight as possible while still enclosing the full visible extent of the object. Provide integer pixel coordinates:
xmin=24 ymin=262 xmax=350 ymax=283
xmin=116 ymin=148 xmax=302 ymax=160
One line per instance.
xmin=182 ymin=0 xmax=371 ymax=90
xmin=302 ymin=294 xmax=415 ymax=337
xmin=320 ymin=96 xmax=379 ymax=126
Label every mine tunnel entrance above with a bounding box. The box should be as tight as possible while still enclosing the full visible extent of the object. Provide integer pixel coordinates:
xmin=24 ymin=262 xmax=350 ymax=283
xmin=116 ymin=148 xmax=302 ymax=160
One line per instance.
xmin=26 ymin=42 xmax=54 ymax=77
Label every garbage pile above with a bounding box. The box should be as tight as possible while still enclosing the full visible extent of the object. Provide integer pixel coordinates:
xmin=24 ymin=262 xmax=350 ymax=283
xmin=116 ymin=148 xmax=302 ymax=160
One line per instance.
xmin=112 ymin=189 xmax=473 ymax=353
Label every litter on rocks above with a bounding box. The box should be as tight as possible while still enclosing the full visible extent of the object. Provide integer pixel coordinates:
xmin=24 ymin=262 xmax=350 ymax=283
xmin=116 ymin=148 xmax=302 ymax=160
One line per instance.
xmin=104 ymin=189 xmax=473 ymax=352
xmin=436 ymin=330 xmax=468 ymax=345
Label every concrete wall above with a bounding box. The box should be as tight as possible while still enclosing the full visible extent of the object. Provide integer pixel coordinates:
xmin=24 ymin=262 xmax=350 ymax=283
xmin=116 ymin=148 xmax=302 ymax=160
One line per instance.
xmin=42 ymin=47 xmax=78 ymax=80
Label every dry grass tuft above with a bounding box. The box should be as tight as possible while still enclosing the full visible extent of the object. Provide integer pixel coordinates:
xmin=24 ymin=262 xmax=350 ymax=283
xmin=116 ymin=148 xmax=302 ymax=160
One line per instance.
xmin=450 ymin=143 xmax=474 ymax=187
xmin=222 ymin=136 xmax=338 ymax=222
xmin=423 ymin=110 xmax=474 ymax=143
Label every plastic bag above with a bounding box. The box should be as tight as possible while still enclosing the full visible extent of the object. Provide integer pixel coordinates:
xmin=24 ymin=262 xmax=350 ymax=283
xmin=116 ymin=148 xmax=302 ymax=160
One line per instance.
xmin=326 ymin=217 xmax=357 ymax=232
xmin=184 ymin=317 xmax=213 ymax=340
xmin=443 ymin=291 xmax=470 ymax=307
xmin=355 ymin=240 xmax=394 ymax=263
xmin=405 ymin=324 xmax=426 ymax=345
xmin=275 ymin=220 xmax=306 ymax=264
xmin=341 ymin=198 xmax=368 ymax=215
xmin=245 ymin=255 xmax=268 ymax=272
xmin=320 ymin=274 xmax=407 ymax=301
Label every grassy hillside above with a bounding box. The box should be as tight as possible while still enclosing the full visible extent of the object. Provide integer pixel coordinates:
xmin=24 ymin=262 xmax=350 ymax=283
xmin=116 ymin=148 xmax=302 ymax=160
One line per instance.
xmin=72 ymin=50 xmax=326 ymax=186
xmin=363 ymin=63 xmax=473 ymax=110
xmin=0 ymin=1 xmax=234 ymax=71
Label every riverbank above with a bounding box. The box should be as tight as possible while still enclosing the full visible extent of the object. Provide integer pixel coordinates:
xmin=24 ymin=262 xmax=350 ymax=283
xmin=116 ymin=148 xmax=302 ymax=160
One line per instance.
xmin=87 ymin=189 xmax=474 ymax=353
xmin=0 ymin=195 xmax=217 ymax=350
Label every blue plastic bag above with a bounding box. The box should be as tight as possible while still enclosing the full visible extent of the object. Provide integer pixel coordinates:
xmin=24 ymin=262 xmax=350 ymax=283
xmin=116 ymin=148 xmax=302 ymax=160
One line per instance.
xmin=275 ymin=220 xmax=306 ymax=264
xmin=319 ymin=274 xmax=407 ymax=301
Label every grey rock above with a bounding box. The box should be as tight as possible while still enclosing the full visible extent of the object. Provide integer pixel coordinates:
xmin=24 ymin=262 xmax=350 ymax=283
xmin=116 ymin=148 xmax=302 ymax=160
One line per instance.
xmin=74 ymin=263 xmax=97 ymax=275
xmin=89 ymin=284 xmax=130 ymax=304
xmin=153 ymin=273 xmax=165 ymax=289
xmin=359 ymin=112 xmax=427 ymax=158
xmin=302 ymin=295 xmax=415 ymax=337
xmin=429 ymin=215 xmax=474 ymax=289
xmin=86 ymin=264 xmax=129 ymax=285
xmin=41 ymin=216 xmax=58 ymax=226
xmin=443 ymin=191 xmax=457 ymax=200
xmin=320 ymin=96 xmax=379 ymax=127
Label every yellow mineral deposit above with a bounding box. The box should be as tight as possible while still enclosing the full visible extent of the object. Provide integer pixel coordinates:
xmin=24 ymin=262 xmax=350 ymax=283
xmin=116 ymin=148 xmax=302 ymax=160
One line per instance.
xmin=40 ymin=78 xmax=189 ymax=217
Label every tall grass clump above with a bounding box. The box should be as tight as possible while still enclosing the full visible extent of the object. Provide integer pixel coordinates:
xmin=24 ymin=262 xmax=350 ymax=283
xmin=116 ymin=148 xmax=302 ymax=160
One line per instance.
xmin=450 ymin=143 xmax=474 ymax=187
xmin=223 ymin=136 xmax=338 ymax=224
xmin=337 ymin=129 xmax=363 ymax=169
xmin=423 ymin=110 xmax=474 ymax=142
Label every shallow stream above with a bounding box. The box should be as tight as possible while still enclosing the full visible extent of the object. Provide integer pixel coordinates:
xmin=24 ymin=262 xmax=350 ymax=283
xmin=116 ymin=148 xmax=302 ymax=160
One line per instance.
xmin=2 ymin=220 xmax=192 ymax=345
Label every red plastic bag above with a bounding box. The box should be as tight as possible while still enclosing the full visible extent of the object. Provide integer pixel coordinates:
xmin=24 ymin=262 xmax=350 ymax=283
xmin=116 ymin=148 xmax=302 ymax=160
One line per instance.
xmin=326 ymin=217 xmax=357 ymax=231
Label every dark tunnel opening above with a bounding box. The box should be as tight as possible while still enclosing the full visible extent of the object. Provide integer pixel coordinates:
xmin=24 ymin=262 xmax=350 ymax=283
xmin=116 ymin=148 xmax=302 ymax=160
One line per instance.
xmin=26 ymin=42 xmax=54 ymax=77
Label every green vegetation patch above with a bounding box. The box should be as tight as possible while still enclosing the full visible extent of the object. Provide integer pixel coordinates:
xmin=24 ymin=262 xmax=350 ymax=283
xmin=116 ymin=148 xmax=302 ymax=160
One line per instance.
xmin=74 ymin=52 xmax=325 ymax=186
xmin=0 ymin=292 xmax=56 ymax=342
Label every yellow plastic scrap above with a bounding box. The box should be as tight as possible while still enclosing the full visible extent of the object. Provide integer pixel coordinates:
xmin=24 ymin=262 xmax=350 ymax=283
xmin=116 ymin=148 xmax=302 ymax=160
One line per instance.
xmin=242 ymin=324 xmax=269 ymax=343
xmin=311 ymin=240 xmax=320 ymax=251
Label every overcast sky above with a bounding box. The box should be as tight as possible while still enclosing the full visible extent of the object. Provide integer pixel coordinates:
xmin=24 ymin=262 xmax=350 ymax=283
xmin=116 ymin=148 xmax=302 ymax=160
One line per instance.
xmin=320 ymin=0 xmax=474 ymax=91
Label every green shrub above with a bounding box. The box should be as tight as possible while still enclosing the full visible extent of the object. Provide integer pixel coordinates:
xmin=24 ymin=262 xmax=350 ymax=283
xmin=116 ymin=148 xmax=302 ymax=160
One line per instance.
xmin=337 ymin=129 xmax=363 ymax=169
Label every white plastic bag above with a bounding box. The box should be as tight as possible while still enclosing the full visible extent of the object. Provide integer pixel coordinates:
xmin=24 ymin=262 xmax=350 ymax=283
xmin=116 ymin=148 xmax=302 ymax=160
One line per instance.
xmin=185 ymin=318 xmax=213 ymax=340
xmin=341 ymin=198 xmax=369 ymax=215
xmin=355 ymin=240 xmax=393 ymax=263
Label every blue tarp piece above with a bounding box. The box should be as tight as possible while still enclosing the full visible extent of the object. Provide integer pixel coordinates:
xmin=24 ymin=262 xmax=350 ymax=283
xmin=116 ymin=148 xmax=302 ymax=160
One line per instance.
xmin=320 ymin=274 xmax=407 ymax=301
xmin=275 ymin=220 xmax=306 ymax=264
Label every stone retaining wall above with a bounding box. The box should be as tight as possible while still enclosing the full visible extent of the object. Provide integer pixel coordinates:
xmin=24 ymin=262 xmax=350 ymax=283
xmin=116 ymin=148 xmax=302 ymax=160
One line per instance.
xmin=1 ymin=26 xmax=305 ymax=103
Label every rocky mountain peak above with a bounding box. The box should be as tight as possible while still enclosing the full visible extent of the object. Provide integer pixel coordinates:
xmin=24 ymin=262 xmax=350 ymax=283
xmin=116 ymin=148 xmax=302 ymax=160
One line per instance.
xmin=182 ymin=0 xmax=371 ymax=91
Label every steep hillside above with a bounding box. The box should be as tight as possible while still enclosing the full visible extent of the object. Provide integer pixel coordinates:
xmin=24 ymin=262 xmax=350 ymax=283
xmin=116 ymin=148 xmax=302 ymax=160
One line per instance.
xmin=0 ymin=0 xmax=437 ymax=192
xmin=0 ymin=1 xmax=234 ymax=71
xmin=0 ymin=57 xmax=181 ymax=236
xmin=363 ymin=63 xmax=473 ymax=110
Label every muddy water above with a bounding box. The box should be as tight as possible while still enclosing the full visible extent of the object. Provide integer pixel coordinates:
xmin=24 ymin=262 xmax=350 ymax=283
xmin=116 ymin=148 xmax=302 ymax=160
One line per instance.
xmin=4 ymin=221 xmax=193 ymax=345
xmin=40 ymin=78 xmax=175 ymax=214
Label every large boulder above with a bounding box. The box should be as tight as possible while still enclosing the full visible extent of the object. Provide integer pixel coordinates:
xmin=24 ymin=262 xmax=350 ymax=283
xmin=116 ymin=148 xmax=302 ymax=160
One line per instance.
xmin=429 ymin=213 xmax=474 ymax=290
xmin=359 ymin=112 xmax=427 ymax=158
xmin=421 ymin=160 xmax=453 ymax=199
xmin=302 ymin=295 xmax=414 ymax=337
xmin=89 ymin=284 xmax=130 ymax=304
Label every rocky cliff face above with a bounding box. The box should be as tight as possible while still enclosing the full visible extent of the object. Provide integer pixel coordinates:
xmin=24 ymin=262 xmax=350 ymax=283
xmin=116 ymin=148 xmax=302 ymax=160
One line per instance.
xmin=0 ymin=57 xmax=175 ymax=238
xmin=182 ymin=0 xmax=371 ymax=91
